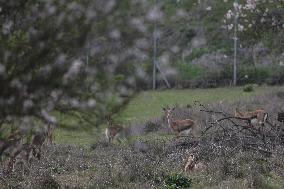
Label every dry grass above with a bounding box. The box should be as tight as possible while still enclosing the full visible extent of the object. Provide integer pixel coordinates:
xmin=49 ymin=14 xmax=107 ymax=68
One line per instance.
xmin=1 ymin=91 xmax=284 ymax=188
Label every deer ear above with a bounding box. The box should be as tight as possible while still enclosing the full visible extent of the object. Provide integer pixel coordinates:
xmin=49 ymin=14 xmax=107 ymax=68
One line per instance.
xmin=172 ymin=107 xmax=176 ymax=111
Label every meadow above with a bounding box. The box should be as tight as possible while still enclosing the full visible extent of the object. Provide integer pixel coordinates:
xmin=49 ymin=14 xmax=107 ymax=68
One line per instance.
xmin=54 ymin=86 xmax=284 ymax=147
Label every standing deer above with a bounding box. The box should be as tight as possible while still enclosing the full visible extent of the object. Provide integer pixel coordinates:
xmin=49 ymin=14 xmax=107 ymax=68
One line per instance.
xmin=234 ymin=108 xmax=268 ymax=126
xmin=163 ymin=107 xmax=195 ymax=136
xmin=184 ymin=153 xmax=207 ymax=173
xmin=45 ymin=123 xmax=55 ymax=145
xmin=105 ymin=117 xmax=124 ymax=143
xmin=30 ymin=128 xmax=49 ymax=159
xmin=3 ymin=128 xmax=47 ymax=174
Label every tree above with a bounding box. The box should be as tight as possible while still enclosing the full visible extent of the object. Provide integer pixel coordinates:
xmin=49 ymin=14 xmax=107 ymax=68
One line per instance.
xmin=0 ymin=0 xmax=148 ymax=138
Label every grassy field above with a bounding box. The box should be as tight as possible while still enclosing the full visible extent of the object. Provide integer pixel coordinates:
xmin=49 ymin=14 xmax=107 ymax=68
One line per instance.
xmin=54 ymin=85 xmax=284 ymax=146
xmin=115 ymin=86 xmax=283 ymax=122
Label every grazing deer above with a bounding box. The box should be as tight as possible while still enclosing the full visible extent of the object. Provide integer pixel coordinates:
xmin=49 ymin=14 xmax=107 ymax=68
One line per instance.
xmin=105 ymin=117 xmax=124 ymax=143
xmin=184 ymin=153 xmax=208 ymax=173
xmin=0 ymin=131 xmax=23 ymax=159
xmin=234 ymin=108 xmax=268 ymax=126
xmin=2 ymin=130 xmax=45 ymax=174
xmin=163 ymin=107 xmax=195 ymax=136
xmin=5 ymin=144 xmax=34 ymax=174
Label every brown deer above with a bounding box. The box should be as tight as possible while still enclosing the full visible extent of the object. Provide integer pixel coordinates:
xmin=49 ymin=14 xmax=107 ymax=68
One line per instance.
xmin=0 ymin=130 xmax=23 ymax=160
xmin=45 ymin=123 xmax=55 ymax=145
xmin=29 ymin=128 xmax=49 ymax=159
xmin=234 ymin=108 xmax=268 ymax=126
xmin=5 ymin=144 xmax=34 ymax=174
xmin=105 ymin=117 xmax=124 ymax=143
xmin=2 ymin=129 xmax=47 ymax=174
xmin=184 ymin=153 xmax=208 ymax=173
xmin=163 ymin=107 xmax=195 ymax=136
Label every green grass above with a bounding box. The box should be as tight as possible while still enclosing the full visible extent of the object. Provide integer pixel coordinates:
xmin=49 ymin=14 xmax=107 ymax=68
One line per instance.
xmin=54 ymin=86 xmax=284 ymax=146
xmin=115 ymin=86 xmax=283 ymax=123
xmin=54 ymin=128 xmax=101 ymax=147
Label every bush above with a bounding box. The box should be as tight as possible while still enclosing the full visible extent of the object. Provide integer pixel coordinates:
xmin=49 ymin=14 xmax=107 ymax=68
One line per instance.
xmin=144 ymin=121 xmax=162 ymax=133
xmin=243 ymin=85 xmax=254 ymax=92
xmin=38 ymin=174 xmax=61 ymax=189
xmin=163 ymin=174 xmax=192 ymax=189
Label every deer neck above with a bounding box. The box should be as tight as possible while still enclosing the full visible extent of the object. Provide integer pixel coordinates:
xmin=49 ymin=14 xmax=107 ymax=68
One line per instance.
xmin=167 ymin=114 xmax=174 ymax=130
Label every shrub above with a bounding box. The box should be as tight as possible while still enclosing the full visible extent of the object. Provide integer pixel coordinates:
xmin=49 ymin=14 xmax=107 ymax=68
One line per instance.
xmin=243 ymin=84 xmax=254 ymax=92
xmin=163 ymin=174 xmax=192 ymax=189
xmin=38 ymin=174 xmax=61 ymax=189
xmin=144 ymin=121 xmax=162 ymax=133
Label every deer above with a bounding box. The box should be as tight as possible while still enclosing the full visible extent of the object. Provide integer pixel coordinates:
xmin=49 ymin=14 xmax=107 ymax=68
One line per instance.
xmin=29 ymin=128 xmax=49 ymax=159
xmin=3 ymin=128 xmax=49 ymax=174
xmin=163 ymin=107 xmax=195 ymax=136
xmin=234 ymin=108 xmax=268 ymax=126
xmin=184 ymin=153 xmax=208 ymax=173
xmin=45 ymin=122 xmax=55 ymax=145
xmin=0 ymin=130 xmax=23 ymax=160
xmin=4 ymin=143 xmax=34 ymax=174
xmin=105 ymin=116 xmax=125 ymax=143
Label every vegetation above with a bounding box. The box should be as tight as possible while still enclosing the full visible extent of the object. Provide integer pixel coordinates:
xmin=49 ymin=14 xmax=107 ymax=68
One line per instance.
xmin=116 ymin=86 xmax=282 ymax=122
xmin=0 ymin=0 xmax=283 ymax=188
xmin=163 ymin=174 xmax=192 ymax=189
xmin=3 ymin=91 xmax=284 ymax=188
xmin=53 ymin=86 xmax=283 ymax=146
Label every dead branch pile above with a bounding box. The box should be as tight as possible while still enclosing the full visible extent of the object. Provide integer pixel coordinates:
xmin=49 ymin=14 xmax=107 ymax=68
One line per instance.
xmin=189 ymin=101 xmax=284 ymax=158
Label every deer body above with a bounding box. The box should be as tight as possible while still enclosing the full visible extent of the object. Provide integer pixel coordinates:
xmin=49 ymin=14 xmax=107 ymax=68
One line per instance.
xmin=1 ymin=127 xmax=51 ymax=174
xmin=44 ymin=123 xmax=55 ymax=144
xmin=163 ymin=107 xmax=195 ymax=136
xmin=184 ymin=154 xmax=195 ymax=172
xmin=105 ymin=125 xmax=124 ymax=143
xmin=3 ymin=130 xmax=47 ymax=174
xmin=105 ymin=117 xmax=124 ymax=143
xmin=184 ymin=154 xmax=207 ymax=173
xmin=29 ymin=129 xmax=48 ymax=160
xmin=6 ymin=144 xmax=34 ymax=173
xmin=235 ymin=108 xmax=268 ymax=125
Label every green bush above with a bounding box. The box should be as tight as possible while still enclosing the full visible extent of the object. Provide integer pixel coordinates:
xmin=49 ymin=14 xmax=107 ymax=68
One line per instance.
xmin=163 ymin=174 xmax=192 ymax=189
xmin=243 ymin=84 xmax=254 ymax=92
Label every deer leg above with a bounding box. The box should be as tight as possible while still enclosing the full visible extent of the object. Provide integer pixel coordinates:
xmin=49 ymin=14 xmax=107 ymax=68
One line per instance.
xmin=5 ymin=158 xmax=14 ymax=174
xmin=176 ymin=132 xmax=180 ymax=138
